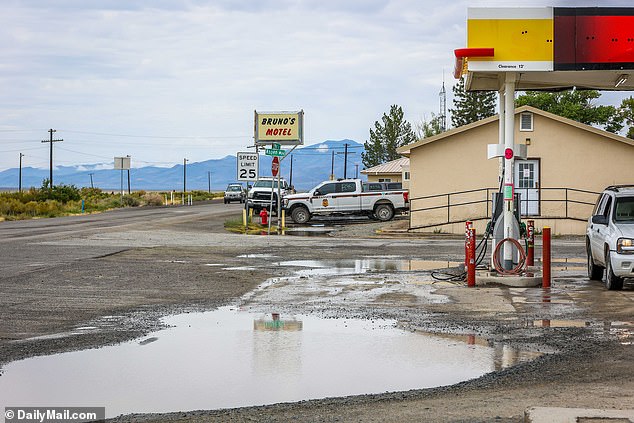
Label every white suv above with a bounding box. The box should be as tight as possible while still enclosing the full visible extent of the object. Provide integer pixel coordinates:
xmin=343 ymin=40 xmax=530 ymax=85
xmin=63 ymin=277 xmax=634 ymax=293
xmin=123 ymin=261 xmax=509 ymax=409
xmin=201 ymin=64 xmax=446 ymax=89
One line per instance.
xmin=586 ymin=185 xmax=634 ymax=290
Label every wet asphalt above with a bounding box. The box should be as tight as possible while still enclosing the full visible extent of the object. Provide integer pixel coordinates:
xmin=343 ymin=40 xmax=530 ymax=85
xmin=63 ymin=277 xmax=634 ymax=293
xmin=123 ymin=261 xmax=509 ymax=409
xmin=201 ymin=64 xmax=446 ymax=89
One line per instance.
xmin=0 ymin=202 xmax=633 ymax=422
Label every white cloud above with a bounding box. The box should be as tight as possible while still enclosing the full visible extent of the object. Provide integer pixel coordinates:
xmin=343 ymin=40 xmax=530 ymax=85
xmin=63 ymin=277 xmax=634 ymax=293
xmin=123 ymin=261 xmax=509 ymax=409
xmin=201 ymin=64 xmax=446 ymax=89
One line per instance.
xmin=1 ymin=0 xmax=633 ymax=171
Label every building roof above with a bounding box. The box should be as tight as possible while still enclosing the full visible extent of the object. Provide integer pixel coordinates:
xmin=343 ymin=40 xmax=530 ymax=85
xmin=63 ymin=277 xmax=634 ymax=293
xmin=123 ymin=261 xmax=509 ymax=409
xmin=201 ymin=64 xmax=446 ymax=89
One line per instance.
xmin=360 ymin=157 xmax=409 ymax=176
xmin=397 ymin=105 xmax=634 ymax=156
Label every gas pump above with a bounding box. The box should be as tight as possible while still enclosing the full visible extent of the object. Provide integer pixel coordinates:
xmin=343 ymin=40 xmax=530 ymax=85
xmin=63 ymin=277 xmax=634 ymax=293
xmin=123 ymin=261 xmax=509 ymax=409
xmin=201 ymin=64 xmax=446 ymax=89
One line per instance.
xmin=490 ymin=192 xmax=522 ymax=269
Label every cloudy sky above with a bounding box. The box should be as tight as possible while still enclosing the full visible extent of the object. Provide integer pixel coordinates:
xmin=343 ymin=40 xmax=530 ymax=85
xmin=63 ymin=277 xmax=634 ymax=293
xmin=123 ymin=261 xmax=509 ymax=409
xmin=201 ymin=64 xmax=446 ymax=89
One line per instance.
xmin=1 ymin=0 xmax=631 ymax=171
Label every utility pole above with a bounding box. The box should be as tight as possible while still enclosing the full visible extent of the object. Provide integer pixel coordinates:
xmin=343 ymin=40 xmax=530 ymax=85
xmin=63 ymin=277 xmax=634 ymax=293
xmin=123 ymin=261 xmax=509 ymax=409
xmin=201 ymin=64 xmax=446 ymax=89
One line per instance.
xmin=336 ymin=143 xmax=355 ymax=179
xmin=88 ymin=173 xmax=94 ymax=189
xmin=208 ymin=171 xmax=211 ymax=193
xmin=343 ymin=143 xmax=348 ymax=178
xmin=19 ymin=153 xmax=24 ymax=193
xmin=41 ymin=129 xmax=63 ymax=187
xmin=183 ymin=158 xmax=189 ymax=195
xmin=330 ymin=150 xmax=335 ymax=180
xmin=289 ymin=154 xmax=294 ymax=188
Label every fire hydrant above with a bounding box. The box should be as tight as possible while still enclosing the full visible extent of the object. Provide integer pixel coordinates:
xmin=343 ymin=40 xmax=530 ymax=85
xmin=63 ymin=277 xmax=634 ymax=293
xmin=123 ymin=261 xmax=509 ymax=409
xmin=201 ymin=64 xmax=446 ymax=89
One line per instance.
xmin=259 ymin=208 xmax=268 ymax=225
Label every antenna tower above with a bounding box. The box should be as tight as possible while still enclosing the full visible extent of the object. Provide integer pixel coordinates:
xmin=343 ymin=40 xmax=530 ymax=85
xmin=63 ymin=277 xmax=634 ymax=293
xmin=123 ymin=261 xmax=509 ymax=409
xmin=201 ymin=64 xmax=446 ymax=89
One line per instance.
xmin=439 ymin=73 xmax=447 ymax=131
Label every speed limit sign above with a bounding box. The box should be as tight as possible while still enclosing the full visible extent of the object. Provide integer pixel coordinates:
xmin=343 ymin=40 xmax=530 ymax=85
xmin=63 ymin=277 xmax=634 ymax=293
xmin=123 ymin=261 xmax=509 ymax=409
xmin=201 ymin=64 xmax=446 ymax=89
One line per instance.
xmin=237 ymin=152 xmax=259 ymax=181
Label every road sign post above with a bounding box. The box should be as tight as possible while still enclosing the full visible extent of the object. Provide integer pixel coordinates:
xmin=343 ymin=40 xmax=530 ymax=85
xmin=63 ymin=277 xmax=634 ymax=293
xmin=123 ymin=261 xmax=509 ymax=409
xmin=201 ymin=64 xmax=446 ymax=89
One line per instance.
xmin=237 ymin=152 xmax=259 ymax=229
xmin=265 ymin=148 xmax=286 ymax=157
xmin=267 ymin=156 xmax=281 ymax=234
xmin=271 ymin=156 xmax=279 ymax=177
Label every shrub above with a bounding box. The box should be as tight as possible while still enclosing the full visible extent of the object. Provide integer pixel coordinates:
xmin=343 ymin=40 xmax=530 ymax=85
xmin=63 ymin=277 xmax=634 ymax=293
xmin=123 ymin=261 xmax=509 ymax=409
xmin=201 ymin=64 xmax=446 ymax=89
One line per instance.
xmin=142 ymin=192 xmax=164 ymax=206
xmin=24 ymin=201 xmax=38 ymax=217
xmin=36 ymin=200 xmax=63 ymax=217
xmin=121 ymin=195 xmax=140 ymax=207
xmin=38 ymin=179 xmax=81 ymax=203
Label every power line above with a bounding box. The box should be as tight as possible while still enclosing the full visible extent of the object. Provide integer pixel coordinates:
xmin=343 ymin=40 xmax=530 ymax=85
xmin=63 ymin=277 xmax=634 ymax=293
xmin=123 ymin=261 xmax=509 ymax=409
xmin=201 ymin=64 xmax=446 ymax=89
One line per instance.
xmin=0 ymin=146 xmax=45 ymax=154
xmin=56 ymin=146 xmax=113 ymax=161
xmin=58 ymin=129 xmax=249 ymax=139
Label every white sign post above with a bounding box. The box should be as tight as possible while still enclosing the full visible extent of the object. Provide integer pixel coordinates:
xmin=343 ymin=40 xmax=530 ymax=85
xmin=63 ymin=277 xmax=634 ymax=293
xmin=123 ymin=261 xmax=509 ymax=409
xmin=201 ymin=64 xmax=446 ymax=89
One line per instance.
xmin=114 ymin=156 xmax=131 ymax=200
xmin=237 ymin=152 xmax=259 ymax=228
xmin=237 ymin=152 xmax=259 ymax=181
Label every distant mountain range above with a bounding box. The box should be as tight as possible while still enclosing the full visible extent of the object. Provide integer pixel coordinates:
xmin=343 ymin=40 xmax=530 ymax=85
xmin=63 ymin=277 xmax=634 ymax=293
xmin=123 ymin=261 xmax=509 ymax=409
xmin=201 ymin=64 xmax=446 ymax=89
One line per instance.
xmin=0 ymin=140 xmax=366 ymax=192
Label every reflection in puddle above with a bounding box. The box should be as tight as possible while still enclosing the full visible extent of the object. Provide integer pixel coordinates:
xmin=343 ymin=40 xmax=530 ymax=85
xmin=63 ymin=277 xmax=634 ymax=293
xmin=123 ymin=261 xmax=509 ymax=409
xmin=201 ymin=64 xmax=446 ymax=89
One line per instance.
xmin=530 ymin=320 xmax=588 ymax=328
xmin=0 ymin=307 xmax=539 ymax=418
xmin=237 ymin=254 xmax=278 ymax=259
xmin=278 ymin=258 xmax=460 ymax=276
xmin=522 ymin=320 xmax=634 ymax=345
xmin=223 ymin=266 xmax=258 ymax=271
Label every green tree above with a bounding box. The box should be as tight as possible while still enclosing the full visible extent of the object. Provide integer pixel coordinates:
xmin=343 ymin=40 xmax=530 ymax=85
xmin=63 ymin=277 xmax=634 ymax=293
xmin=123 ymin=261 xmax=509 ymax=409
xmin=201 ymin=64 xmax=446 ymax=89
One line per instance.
xmin=415 ymin=113 xmax=444 ymax=139
xmin=616 ymin=96 xmax=634 ymax=139
xmin=449 ymin=77 xmax=496 ymax=128
xmin=515 ymin=90 xmax=621 ymax=132
xmin=362 ymin=105 xmax=416 ymax=168
xmin=38 ymin=179 xmax=81 ymax=203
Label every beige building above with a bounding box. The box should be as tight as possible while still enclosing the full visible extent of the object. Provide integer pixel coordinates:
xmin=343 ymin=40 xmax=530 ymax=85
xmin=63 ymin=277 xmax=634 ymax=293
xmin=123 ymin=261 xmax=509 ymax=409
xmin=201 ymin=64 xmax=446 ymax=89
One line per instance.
xmin=398 ymin=105 xmax=634 ymax=235
xmin=360 ymin=157 xmax=410 ymax=189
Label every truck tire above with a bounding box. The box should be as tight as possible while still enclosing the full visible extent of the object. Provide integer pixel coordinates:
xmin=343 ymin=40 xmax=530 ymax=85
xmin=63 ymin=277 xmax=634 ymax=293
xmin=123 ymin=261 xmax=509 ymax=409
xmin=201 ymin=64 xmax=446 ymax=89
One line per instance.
xmin=586 ymin=240 xmax=604 ymax=281
xmin=605 ymin=250 xmax=624 ymax=290
xmin=374 ymin=204 xmax=394 ymax=222
xmin=291 ymin=206 xmax=311 ymax=224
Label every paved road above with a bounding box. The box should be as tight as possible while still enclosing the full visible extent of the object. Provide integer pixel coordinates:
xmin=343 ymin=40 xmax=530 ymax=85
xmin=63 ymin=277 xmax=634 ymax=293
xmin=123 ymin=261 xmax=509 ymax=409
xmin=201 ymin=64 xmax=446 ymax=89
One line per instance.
xmin=0 ymin=201 xmax=243 ymax=278
xmin=0 ymin=201 xmax=241 ymax=241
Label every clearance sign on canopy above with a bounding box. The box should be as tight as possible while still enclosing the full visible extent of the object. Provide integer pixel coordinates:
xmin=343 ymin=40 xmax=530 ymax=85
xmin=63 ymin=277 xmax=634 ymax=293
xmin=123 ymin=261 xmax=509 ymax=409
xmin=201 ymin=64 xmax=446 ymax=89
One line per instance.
xmin=254 ymin=110 xmax=304 ymax=146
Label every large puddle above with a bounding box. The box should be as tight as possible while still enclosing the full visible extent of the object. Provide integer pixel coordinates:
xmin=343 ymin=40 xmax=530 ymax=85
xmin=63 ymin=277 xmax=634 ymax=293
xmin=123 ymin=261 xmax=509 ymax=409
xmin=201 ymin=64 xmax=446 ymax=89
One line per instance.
xmin=0 ymin=307 xmax=539 ymax=418
xmin=275 ymin=258 xmax=461 ymax=278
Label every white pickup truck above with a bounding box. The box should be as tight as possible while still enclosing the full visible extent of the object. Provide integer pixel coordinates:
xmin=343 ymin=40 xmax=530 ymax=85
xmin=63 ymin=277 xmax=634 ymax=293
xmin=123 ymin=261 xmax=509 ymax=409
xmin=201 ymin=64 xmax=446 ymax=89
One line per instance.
xmin=283 ymin=179 xmax=409 ymax=224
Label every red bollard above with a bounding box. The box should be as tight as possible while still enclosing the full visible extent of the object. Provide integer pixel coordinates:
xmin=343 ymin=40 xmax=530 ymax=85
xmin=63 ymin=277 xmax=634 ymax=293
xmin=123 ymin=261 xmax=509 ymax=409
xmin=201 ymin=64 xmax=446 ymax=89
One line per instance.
xmin=464 ymin=221 xmax=473 ymax=267
xmin=259 ymin=208 xmax=268 ymax=226
xmin=542 ymin=226 xmax=551 ymax=288
xmin=527 ymin=220 xmax=535 ymax=267
xmin=467 ymin=228 xmax=476 ymax=287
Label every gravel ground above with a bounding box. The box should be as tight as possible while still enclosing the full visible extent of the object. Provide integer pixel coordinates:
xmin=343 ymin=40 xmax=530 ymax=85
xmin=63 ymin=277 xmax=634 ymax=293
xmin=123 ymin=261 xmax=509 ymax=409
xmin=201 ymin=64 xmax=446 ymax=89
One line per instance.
xmin=1 ymin=208 xmax=633 ymax=422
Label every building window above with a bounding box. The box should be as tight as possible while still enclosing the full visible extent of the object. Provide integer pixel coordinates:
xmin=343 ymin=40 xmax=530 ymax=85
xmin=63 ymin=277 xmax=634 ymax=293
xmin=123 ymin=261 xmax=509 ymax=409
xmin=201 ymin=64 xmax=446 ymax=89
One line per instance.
xmin=378 ymin=178 xmax=392 ymax=182
xmin=520 ymin=112 xmax=533 ymax=132
xmin=404 ymin=172 xmax=410 ymax=181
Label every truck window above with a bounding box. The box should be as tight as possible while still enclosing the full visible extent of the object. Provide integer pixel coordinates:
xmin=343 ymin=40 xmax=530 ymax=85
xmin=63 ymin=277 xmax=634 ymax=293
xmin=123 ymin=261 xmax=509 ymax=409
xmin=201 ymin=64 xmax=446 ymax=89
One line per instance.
xmin=615 ymin=197 xmax=634 ymax=222
xmin=254 ymin=180 xmax=285 ymax=189
xmin=601 ymin=196 xmax=613 ymax=218
xmin=340 ymin=182 xmax=356 ymax=193
xmin=317 ymin=183 xmax=336 ymax=195
xmin=593 ymin=194 xmax=608 ymax=216
xmin=386 ymin=183 xmax=402 ymax=190
xmin=367 ymin=183 xmax=382 ymax=191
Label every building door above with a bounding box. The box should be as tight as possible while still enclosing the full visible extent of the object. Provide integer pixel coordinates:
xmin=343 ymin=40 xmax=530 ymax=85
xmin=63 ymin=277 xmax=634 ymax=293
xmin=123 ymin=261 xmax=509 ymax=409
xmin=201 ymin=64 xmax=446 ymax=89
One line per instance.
xmin=515 ymin=160 xmax=540 ymax=216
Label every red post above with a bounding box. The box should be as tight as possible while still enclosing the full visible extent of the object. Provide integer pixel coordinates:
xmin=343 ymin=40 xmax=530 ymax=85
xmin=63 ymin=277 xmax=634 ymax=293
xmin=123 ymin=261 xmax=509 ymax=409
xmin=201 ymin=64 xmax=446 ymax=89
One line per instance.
xmin=527 ymin=220 xmax=535 ymax=267
xmin=467 ymin=228 xmax=476 ymax=287
xmin=542 ymin=226 xmax=551 ymax=288
xmin=464 ymin=221 xmax=473 ymax=267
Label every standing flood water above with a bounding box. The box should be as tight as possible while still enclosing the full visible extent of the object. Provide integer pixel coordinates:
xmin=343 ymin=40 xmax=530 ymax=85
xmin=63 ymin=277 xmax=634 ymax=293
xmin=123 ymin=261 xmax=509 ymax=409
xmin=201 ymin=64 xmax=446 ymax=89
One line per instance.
xmin=0 ymin=307 xmax=538 ymax=418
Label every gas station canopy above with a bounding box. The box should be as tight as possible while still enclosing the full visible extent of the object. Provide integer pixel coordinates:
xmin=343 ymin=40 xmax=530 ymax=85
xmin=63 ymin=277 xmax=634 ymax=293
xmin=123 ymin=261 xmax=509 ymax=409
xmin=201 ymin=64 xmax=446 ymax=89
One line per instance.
xmin=456 ymin=7 xmax=634 ymax=91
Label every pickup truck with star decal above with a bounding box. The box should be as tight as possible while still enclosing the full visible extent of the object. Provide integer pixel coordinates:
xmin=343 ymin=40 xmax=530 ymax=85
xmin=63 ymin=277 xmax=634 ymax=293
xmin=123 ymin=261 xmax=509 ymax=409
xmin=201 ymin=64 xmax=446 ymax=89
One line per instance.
xmin=282 ymin=179 xmax=409 ymax=224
